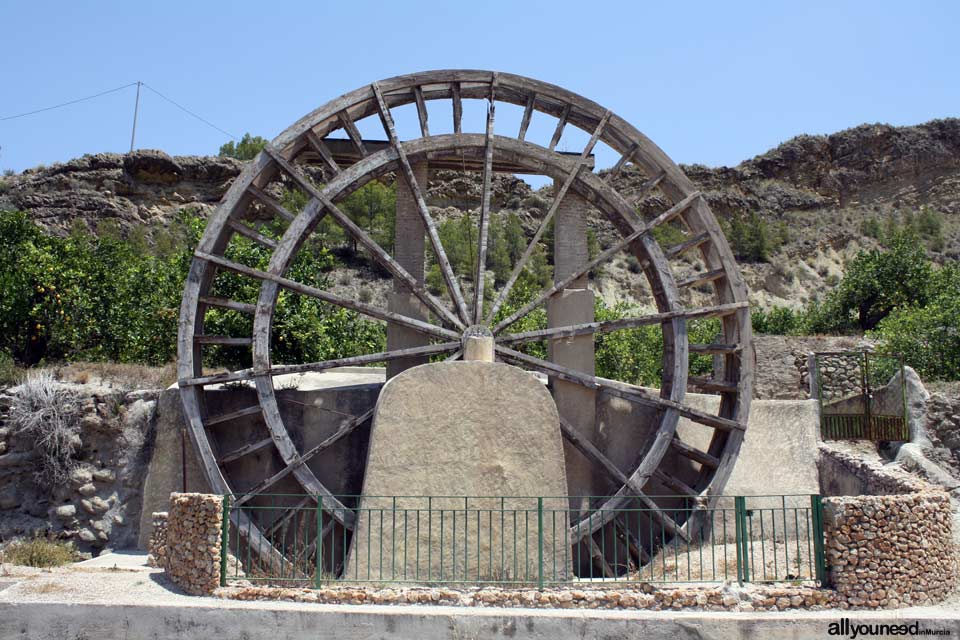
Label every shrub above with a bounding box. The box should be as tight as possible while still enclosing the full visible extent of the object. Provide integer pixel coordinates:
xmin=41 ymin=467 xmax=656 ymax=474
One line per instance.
xmin=218 ymin=133 xmax=268 ymax=161
xmin=0 ymin=351 xmax=22 ymax=386
xmin=8 ymin=371 xmax=81 ymax=489
xmin=1 ymin=535 xmax=78 ymax=567
xmin=752 ymin=306 xmax=804 ymax=336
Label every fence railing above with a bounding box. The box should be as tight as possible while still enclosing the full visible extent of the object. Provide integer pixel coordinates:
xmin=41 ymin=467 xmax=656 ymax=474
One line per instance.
xmin=220 ymin=494 xmax=827 ymax=589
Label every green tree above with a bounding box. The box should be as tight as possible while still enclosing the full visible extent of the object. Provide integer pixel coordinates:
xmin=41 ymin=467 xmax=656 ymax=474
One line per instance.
xmin=340 ymin=181 xmax=396 ymax=254
xmin=218 ymin=133 xmax=268 ymax=161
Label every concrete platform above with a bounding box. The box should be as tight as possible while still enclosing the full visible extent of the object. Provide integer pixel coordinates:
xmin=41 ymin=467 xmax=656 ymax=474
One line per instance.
xmin=1 ymin=556 xmax=958 ymax=639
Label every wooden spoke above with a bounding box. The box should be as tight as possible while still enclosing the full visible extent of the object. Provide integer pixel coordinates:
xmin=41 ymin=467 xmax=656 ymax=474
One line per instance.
xmin=472 ymin=74 xmax=497 ymax=323
xmin=194 ymin=335 xmax=252 ymax=346
xmin=235 ymin=409 xmax=375 ymax=512
xmin=517 ymin=93 xmax=535 ymax=141
xmin=548 ymin=103 xmax=571 ymax=151
xmin=614 ymin=517 xmax=650 ymax=565
xmin=262 ymin=146 xmax=464 ymax=329
xmin=689 ymin=342 xmax=741 ymax=355
xmin=182 ymin=342 xmax=459 ymax=387
xmin=498 ymin=302 xmax=748 ymax=345
xmin=195 ymin=251 xmax=460 ymax=341
xmin=264 ymin=496 xmax=312 ymax=539
xmin=664 ymin=232 xmax=709 ymax=259
xmin=227 ymin=219 xmax=278 ymax=249
xmin=413 ymin=85 xmax=430 ymax=137
xmin=588 ymin=537 xmax=616 ymax=578
xmin=559 ymin=418 xmax=690 ymax=542
xmin=444 ymin=349 xmax=462 ymax=362
xmin=606 ymin=142 xmax=639 ymax=183
xmin=199 ymin=296 xmax=256 ymax=315
xmin=218 ymin=437 xmax=273 ymax=465
xmin=337 ymin=111 xmax=367 ymax=156
xmin=495 ymin=345 xmax=744 ymax=433
xmin=633 ymin=171 xmax=666 ymax=201
xmin=305 ymin=130 xmax=341 ymax=176
xmin=451 ymin=82 xmax=462 ymax=134
xmin=370 ymin=82 xmax=471 ymax=323
xmin=653 ymin=469 xmax=697 ymax=498
xmin=246 ymin=185 xmax=296 ymax=222
xmin=671 ymin=438 xmax=720 ymax=469
xmin=688 ymin=376 xmax=738 ymax=394
xmin=678 ymin=268 xmax=725 ymax=289
xmin=493 ymin=191 xmax=702 ymax=333
xmin=485 ymin=111 xmax=611 ymax=323
xmin=205 ymin=405 xmax=263 ymax=427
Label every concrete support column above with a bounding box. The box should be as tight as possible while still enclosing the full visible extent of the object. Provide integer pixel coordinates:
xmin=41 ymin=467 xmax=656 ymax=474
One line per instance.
xmin=547 ymin=183 xmax=599 ymax=507
xmin=387 ymin=161 xmax=429 ymax=379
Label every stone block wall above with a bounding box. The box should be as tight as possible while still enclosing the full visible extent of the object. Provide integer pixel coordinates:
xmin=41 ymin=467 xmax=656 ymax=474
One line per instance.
xmin=823 ymin=492 xmax=956 ymax=607
xmin=146 ymin=511 xmax=168 ymax=569
xmin=165 ymin=493 xmax=223 ymax=596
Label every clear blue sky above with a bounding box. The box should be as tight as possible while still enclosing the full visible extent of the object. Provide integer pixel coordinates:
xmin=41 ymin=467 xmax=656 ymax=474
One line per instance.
xmin=2 ymin=1 xmax=957 ymax=173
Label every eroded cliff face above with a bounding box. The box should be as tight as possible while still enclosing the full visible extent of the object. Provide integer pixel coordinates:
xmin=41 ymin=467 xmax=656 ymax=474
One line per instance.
xmin=2 ymin=118 xmax=958 ymax=309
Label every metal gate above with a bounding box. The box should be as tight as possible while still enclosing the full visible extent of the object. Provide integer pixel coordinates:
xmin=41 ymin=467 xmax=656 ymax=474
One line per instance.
xmin=814 ymin=351 xmax=908 ymax=441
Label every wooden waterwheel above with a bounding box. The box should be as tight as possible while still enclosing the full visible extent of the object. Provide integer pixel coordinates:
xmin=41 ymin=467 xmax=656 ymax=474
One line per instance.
xmin=177 ymin=70 xmax=753 ymax=578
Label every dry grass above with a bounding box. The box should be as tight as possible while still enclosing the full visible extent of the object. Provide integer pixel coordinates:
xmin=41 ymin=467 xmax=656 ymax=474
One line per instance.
xmin=51 ymin=361 xmax=177 ymax=390
xmin=8 ymin=371 xmax=82 ymax=488
xmin=0 ymin=536 xmax=79 ymax=568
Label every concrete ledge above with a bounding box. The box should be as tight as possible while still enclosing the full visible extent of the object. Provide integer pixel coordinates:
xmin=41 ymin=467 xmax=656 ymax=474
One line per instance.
xmin=1 ymin=600 xmax=959 ymax=640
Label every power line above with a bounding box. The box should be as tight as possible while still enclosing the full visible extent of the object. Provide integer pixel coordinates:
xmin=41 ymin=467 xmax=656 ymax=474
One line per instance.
xmin=142 ymin=83 xmax=237 ymax=140
xmin=0 ymin=82 xmax=138 ymax=121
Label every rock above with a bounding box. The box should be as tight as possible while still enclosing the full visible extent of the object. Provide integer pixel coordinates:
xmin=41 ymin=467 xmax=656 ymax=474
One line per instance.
xmin=80 ymin=496 xmax=109 ymax=514
xmin=77 ymin=483 xmax=97 ymax=497
xmin=77 ymin=528 xmax=97 ymax=543
xmin=55 ymin=504 xmax=77 ymax=520
xmin=92 ymin=468 xmax=116 ymax=483
xmin=123 ymin=150 xmax=183 ymax=184
xmin=69 ymin=467 xmax=94 ymax=486
xmin=0 ymin=486 xmax=20 ymax=510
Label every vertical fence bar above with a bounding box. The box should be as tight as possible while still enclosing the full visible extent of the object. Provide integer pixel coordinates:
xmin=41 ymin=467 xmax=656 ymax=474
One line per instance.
xmin=220 ymin=495 xmax=229 ymax=587
xmin=734 ymin=496 xmax=749 ymax=584
xmin=315 ymin=496 xmax=323 ymax=588
xmin=811 ymin=494 xmax=827 ymax=586
xmin=537 ymin=497 xmax=544 ymax=590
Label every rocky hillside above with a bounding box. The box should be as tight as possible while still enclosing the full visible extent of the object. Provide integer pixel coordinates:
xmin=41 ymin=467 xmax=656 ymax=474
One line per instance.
xmin=1 ymin=119 xmax=957 ymax=309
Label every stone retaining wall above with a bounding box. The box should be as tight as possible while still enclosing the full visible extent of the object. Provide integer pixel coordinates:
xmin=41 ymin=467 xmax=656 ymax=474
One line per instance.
xmin=823 ymin=492 xmax=956 ymax=607
xmin=146 ymin=512 xmax=168 ymax=569
xmin=165 ymin=493 xmax=223 ymax=595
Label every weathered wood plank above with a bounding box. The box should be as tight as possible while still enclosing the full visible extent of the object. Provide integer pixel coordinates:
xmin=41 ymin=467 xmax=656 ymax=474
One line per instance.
xmin=472 ymin=74 xmax=497 ymax=322
xmin=304 ymin=130 xmax=341 ymax=176
xmin=517 ymin=93 xmax=535 ymax=141
xmin=337 ymin=111 xmax=367 ymax=156
xmin=671 ymin=438 xmax=720 ymax=469
xmin=246 ymin=185 xmax=296 ymax=222
xmin=194 ymin=335 xmax=252 ymax=346
xmin=413 ymin=85 xmax=430 ymax=137
xmin=227 ymin=219 xmax=278 ymax=249
xmin=677 ymin=268 xmax=726 ymax=289
xmin=218 ymin=437 xmax=273 ymax=465
xmin=199 ymin=296 xmax=256 ymax=315
xmin=205 ymin=405 xmax=263 ymax=427
xmin=452 ymin=82 xmax=462 ymax=134
xmin=548 ymin=103 xmax=571 ymax=151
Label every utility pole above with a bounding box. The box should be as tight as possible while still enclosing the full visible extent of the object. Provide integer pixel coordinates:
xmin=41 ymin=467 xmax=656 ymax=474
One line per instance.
xmin=129 ymin=81 xmax=142 ymax=153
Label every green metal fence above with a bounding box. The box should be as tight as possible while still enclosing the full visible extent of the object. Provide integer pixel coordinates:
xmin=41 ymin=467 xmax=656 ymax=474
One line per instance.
xmin=220 ymin=494 xmax=827 ymax=589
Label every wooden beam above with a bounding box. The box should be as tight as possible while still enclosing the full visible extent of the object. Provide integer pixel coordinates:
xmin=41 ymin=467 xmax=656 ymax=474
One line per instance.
xmin=451 ymin=82 xmax=462 ymax=134
xmin=246 ymin=185 xmax=296 ymax=222
xmin=688 ymin=375 xmax=738 ymax=394
xmin=218 ymin=437 xmax=273 ymax=465
xmin=678 ymin=269 xmax=726 ymax=290
xmin=559 ymin=417 xmax=689 ymax=542
xmin=606 ymin=142 xmax=639 ymax=183
xmin=194 ymin=335 xmax=252 ymax=346
xmin=664 ymin=232 xmax=710 ymax=259
xmin=370 ymin=82 xmax=471 ymax=323
xmin=517 ymin=93 xmax=535 ymax=141
xmin=205 ymin=405 xmax=263 ymax=427
xmin=498 ymin=302 xmax=748 ymax=345
xmin=263 ymin=145 xmax=464 ymax=329
xmin=304 ymin=130 xmax=341 ymax=176
xmin=227 ymin=219 xmax=278 ymax=249
xmin=194 ymin=251 xmax=460 ymax=341
xmin=485 ymin=111 xmax=610 ymax=323
xmin=671 ymin=438 xmax=720 ymax=469
xmin=199 ymin=296 xmax=256 ymax=315
xmin=496 ymin=345 xmax=744 ymax=434
xmin=413 ymin=85 xmax=430 ymax=137
xmin=337 ymin=111 xmax=367 ymax=156
xmin=689 ymin=342 xmax=742 ymax=355
xmin=492 ymin=191 xmax=702 ymax=333
xmin=653 ymin=469 xmax=697 ymax=498
xmin=548 ymin=103 xmax=571 ymax=151
xmin=472 ymin=74 xmax=497 ymax=322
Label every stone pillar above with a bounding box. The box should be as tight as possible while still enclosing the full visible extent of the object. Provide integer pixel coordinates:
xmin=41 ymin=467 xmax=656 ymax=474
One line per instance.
xmin=547 ymin=184 xmax=598 ymax=508
xmin=387 ymin=161 xmax=429 ymax=379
